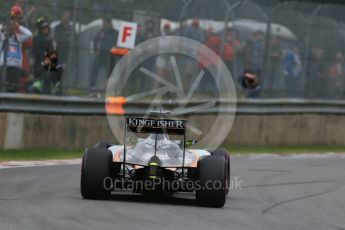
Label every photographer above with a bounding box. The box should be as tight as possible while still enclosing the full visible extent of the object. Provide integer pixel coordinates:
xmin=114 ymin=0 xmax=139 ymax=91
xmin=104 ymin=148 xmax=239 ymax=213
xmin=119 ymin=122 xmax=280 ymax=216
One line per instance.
xmin=29 ymin=49 xmax=63 ymax=94
xmin=32 ymin=18 xmax=54 ymax=79
xmin=239 ymin=69 xmax=261 ymax=98
xmin=0 ymin=19 xmax=32 ymax=92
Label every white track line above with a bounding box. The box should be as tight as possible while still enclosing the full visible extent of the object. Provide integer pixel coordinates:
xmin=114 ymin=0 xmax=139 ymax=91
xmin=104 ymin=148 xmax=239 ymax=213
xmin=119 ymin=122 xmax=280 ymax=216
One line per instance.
xmin=0 ymin=159 xmax=81 ymax=169
xmin=231 ymin=153 xmax=345 ymax=160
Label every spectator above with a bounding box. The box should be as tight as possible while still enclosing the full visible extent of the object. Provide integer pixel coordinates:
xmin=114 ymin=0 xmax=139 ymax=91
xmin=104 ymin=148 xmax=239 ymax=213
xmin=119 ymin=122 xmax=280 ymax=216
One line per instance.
xmin=89 ymin=17 xmax=117 ymax=93
xmin=32 ymin=18 xmax=54 ymax=79
xmin=308 ymin=47 xmax=326 ymax=96
xmin=10 ymin=4 xmax=33 ymax=92
xmin=283 ymin=47 xmax=302 ymax=95
xmin=197 ymin=32 xmax=222 ymax=96
xmin=244 ymin=30 xmax=265 ymax=75
xmin=269 ymin=36 xmax=283 ymax=91
xmin=135 ymin=24 xmax=145 ymax=45
xmin=142 ymin=19 xmax=157 ymax=41
xmin=223 ymin=29 xmax=242 ymax=74
xmin=156 ymin=23 xmax=173 ymax=79
xmin=137 ymin=19 xmax=159 ymax=92
xmin=183 ymin=19 xmax=206 ymax=43
xmin=54 ymin=11 xmax=73 ymax=64
xmin=328 ymin=52 xmax=345 ymax=78
xmin=283 ymin=47 xmax=302 ymax=78
xmin=199 ymin=31 xmax=221 ymax=70
xmin=28 ymin=48 xmax=63 ymax=95
xmin=328 ymin=52 xmax=345 ymax=97
xmin=162 ymin=22 xmax=173 ymax=36
xmin=0 ymin=19 xmax=32 ymax=92
xmin=182 ymin=20 xmax=206 ymax=92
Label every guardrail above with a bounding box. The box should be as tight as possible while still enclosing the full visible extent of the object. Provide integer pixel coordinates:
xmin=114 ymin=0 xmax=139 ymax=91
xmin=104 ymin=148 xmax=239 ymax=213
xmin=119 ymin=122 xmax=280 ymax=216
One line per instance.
xmin=1 ymin=93 xmax=345 ymax=115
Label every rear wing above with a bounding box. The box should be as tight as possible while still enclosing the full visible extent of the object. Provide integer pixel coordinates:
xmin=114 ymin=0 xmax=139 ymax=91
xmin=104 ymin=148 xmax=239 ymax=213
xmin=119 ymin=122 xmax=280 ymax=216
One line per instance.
xmin=126 ymin=117 xmax=186 ymax=135
xmin=123 ymin=116 xmax=188 ymax=176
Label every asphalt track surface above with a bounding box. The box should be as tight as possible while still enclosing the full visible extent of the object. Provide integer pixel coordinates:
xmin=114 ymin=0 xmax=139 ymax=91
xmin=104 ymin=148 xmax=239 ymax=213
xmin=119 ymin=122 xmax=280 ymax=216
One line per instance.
xmin=1 ymin=157 xmax=345 ymax=230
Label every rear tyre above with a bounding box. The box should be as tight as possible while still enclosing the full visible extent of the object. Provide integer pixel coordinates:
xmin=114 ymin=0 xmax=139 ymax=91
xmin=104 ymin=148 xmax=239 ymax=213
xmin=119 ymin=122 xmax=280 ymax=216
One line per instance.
xmin=80 ymin=148 xmax=112 ymax=199
xmin=196 ymin=156 xmax=227 ymax=208
xmin=211 ymin=148 xmax=230 ymax=195
xmin=94 ymin=141 xmax=112 ymax=149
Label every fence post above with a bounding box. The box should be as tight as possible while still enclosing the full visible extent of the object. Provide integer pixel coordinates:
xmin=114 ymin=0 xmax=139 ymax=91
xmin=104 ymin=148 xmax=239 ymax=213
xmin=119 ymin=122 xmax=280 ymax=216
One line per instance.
xmin=302 ymin=4 xmax=322 ymax=97
xmin=262 ymin=2 xmax=283 ymax=95
xmin=178 ymin=0 xmax=193 ymax=35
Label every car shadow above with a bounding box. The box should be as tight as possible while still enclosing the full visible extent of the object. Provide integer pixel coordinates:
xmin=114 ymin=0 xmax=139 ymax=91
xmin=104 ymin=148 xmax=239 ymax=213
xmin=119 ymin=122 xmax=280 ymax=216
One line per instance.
xmin=109 ymin=192 xmax=197 ymax=207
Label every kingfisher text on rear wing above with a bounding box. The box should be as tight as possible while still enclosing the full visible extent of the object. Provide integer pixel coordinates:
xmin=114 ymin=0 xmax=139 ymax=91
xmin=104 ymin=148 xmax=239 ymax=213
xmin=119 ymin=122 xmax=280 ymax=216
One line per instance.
xmin=126 ymin=117 xmax=186 ymax=129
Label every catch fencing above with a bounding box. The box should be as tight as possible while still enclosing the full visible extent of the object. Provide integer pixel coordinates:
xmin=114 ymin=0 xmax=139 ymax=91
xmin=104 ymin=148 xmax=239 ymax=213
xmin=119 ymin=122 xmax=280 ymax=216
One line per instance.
xmin=1 ymin=0 xmax=345 ymax=99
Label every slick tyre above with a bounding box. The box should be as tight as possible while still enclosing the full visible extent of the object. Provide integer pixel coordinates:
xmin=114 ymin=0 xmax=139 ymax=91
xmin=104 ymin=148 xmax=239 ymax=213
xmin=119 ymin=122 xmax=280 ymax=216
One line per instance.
xmin=81 ymin=148 xmax=112 ymax=199
xmin=211 ymin=148 xmax=230 ymax=195
xmin=94 ymin=141 xmax=112 ymax=149
xmin=196 ymin=156 xmax=227 ymax=208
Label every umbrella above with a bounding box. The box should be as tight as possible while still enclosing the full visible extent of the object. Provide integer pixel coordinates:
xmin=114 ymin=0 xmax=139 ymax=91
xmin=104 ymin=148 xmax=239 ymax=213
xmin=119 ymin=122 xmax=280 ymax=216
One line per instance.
xmin=228 ymin=19 xmax=296 ymax=40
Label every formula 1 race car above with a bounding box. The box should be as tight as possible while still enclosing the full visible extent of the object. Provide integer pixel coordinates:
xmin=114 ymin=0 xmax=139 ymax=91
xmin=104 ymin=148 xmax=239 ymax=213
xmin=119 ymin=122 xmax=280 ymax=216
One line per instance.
xmin=80 ymin=112 xmax=230 ymax=207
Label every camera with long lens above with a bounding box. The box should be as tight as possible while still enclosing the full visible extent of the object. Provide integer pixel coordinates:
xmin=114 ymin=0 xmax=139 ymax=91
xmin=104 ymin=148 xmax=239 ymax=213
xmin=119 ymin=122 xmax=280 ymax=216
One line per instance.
xmin=43 ymin=49 xmax=58 ymax=69
xmin=239 ymin=69 xmax=259 ymax=89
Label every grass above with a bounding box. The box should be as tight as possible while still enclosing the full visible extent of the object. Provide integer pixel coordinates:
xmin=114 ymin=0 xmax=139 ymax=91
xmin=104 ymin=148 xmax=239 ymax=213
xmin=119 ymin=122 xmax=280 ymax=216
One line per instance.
xmin=0 ymin=146 xmax=345 ymax=162
xmin=227 ymin=145 xmax=345 ymax=155
xmin=0 ymin=149 xmax=83 ymax=162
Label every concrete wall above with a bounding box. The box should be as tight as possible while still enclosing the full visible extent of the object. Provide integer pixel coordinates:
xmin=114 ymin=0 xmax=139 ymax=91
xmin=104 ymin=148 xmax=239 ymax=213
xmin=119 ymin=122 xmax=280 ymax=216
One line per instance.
xmin=1 ymin=112 xmax=345 ymax=149
xmin=0 ymin=113 xmax=114 ymax=150
xmin=227 ymin=114 xmax=345 ymax=146
xmin=0 ymin=113 xmax=7 ymax=149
